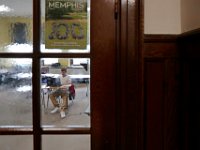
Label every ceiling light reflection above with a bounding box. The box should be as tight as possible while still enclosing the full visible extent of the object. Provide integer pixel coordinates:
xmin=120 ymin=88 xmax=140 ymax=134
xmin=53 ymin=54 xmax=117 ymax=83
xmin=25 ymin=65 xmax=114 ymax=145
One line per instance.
xmin=6 ymin=43 xmax=32 ymax=53
xmin=0 ymin=5 xmax=13 ymax=13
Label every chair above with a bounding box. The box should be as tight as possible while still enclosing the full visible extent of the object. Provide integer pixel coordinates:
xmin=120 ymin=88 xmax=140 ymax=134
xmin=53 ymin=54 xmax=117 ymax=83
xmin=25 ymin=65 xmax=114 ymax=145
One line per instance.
xmin=45 ymin=84 xmax=76 ymax=110
xmin=68 ymin=84 xmax=75 ymax=101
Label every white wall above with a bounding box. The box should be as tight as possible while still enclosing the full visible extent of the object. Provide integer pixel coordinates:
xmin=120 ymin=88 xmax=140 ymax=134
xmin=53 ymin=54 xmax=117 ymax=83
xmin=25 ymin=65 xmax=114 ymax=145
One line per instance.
xmin=181 ymin=0 xmax=200 ymax=33
xmin=144 ymin=0 xmax=200 ymax=34
xmin=144 ymin=0 xmax=181 ymax=34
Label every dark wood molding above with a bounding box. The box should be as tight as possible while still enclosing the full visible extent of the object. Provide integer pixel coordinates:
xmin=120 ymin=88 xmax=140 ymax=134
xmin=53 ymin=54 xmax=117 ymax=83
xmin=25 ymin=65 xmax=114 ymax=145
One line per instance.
xmin=145 ymin=27 xmax=200 ymax=42
xmin=144 ymin=34 xmax=178 ymax=43
xmin=178 ymin=28 xmax=200 ymax=58
xmin=178 ymin=28 xmax=200 ymax=39
xmin=144 ymin=34 xmax=179 ymax=58
xmin=119 ymin=0 xmax=144 ymax=150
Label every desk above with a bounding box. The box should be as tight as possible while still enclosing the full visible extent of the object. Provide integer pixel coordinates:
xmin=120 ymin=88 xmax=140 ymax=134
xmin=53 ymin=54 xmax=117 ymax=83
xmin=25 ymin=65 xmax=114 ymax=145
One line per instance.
xmin=41 ymin=74 xmax=90 ymax=96
xmin=41 ymin=74 xmax=90 ymax=84
xmin=69 ymin=75 xmax=90 ymax=96
xmin=68 ymin=74 xmax=90 ymax=83
xmin=1 ymin=72 xmax=32 ymax=86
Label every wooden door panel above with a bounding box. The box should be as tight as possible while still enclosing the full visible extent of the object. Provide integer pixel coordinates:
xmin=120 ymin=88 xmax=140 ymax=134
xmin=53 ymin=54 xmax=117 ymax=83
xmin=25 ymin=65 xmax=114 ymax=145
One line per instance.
xmin=91 ymin=0 xmax=116 ymax=149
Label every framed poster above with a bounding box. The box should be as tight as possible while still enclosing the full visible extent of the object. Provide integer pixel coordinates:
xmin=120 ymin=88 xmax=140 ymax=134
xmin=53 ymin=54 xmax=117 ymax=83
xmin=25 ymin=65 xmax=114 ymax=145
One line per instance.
xmin=45 ymin=0 xmax=87 ymax=49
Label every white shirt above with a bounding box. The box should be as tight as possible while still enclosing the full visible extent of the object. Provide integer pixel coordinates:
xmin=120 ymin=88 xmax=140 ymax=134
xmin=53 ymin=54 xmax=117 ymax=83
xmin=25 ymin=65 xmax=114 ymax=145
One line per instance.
xmin=59 ymin=75 xmax=71 ymax=88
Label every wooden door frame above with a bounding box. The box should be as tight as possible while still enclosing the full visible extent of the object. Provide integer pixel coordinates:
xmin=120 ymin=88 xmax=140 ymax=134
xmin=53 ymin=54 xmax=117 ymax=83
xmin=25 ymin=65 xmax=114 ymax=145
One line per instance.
xmin=118 ymin=0 xmax=144 ymax=149
xmin=0 ymin=0 xmax=144 ymax=149
xmin=90 ymin=0 xmax=144 ymax=149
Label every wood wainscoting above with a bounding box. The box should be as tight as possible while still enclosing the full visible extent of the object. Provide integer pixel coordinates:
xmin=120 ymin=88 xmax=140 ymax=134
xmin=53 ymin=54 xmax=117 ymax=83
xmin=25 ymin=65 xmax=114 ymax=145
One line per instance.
xmin=143 ymin=30 xmax=200 ymax=150
xmin=144 ymin=34 xmax=180 ymax=150
xmin=178 ymin=29 xmax=200 ymax=150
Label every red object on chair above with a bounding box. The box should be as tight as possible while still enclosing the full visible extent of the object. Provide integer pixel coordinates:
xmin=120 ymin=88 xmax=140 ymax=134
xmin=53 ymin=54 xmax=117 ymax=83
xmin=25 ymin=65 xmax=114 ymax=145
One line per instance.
xmin=69 ymin=84 xmax=75 ymax=100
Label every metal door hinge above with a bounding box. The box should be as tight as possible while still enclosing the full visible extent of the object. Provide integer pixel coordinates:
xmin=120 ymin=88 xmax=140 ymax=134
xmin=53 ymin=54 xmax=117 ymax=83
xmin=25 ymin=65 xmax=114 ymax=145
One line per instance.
xmin=114 ymin=0 xmax=118 ymax=19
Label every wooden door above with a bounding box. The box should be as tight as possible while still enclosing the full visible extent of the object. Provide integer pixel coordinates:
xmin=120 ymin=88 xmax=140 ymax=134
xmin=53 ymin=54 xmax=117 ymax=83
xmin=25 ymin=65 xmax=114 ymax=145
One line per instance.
xmin=0 ymin=0 xmax=143 ymax=150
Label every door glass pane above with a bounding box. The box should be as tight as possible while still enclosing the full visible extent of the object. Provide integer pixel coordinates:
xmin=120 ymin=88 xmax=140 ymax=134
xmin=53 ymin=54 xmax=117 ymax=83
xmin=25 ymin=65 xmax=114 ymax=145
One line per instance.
xmin=41 ymin=0 xmax=90 ymax=53
xmin=42 ymin=135 xmax=90 ymax=150
xmin=0 ymin=0 xmax=33 ymax=53
xmin=0 ymin=58 xmax=32 ymax=126
xmin=0 ymin=135 xmax=33 ymax=150
xmin=41 ymin=58 xmax=90 ymax=127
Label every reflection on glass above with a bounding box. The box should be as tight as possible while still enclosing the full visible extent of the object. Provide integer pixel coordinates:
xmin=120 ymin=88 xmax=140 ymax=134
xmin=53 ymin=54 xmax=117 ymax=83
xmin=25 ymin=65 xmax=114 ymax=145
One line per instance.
xmin=43 ymin=135 xmax=90 ymax=150
xmin=0 ymin=0 xmax=33 ymax=53
xmin=0 ymin=135 xmax=33 ymax=150
xmin=41 ymin=58 xmax=90 ymax=127
xmin=0 ymin=58 xmax=32 ymax=126
xmin=40 ymin=0 xmax=90 ymax=53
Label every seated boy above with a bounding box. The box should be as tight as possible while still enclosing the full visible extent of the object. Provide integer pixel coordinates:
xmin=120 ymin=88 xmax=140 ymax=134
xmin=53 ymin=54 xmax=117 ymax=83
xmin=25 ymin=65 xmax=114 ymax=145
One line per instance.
xmin=49 ymin=67 xmax=71 ymax=118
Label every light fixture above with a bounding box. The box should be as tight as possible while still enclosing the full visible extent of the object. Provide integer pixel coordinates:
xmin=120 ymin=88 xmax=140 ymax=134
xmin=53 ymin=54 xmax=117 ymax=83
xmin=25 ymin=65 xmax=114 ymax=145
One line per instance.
xmin=0 ymin=5 xmax=13 ymax=13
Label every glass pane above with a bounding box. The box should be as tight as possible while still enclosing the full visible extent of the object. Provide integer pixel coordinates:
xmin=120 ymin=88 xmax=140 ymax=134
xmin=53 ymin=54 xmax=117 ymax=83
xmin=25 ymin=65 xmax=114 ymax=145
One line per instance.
xmin=41 ymin=58 xmax=90 ymax=127
xmin=0 ymin=135 xmax=33 ymax=150
xmin=0 ymin=58 xmax=32 ymax=126
xmin=41 ymin=0 xmax=90 ymax=53
xmin=0 ymin=0 xmax=33 ymax=53
xmin=42 ymin=135 xmax=90 ymax=150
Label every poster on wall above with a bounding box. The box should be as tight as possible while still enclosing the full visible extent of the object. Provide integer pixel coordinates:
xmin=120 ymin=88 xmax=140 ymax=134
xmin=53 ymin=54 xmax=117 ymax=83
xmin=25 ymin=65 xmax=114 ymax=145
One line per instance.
xmin=45 ymin=0 xmax=87 ymax=49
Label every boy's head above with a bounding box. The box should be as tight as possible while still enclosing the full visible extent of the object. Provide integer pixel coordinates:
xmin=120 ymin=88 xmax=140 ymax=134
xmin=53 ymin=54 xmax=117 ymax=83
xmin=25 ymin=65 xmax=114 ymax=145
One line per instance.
xmin=61 ymin=67 xmax=67 ymax=76
xmin=61 ymin=67 xmax=66 ymax=72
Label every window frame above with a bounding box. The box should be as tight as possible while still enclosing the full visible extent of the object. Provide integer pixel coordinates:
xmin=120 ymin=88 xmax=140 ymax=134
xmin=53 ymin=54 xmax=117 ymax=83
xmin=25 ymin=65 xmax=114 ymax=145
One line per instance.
xmin=0 ymin=0 xmax=91 ymax=150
